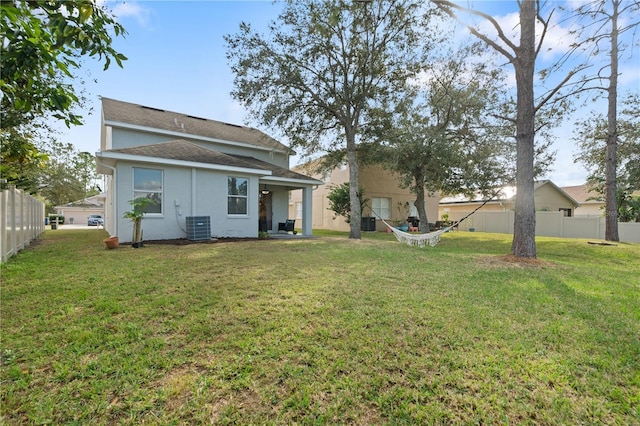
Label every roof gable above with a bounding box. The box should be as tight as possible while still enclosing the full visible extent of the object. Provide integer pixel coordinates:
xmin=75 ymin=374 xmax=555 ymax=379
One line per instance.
xmin=440 ymin=180 xmax=579 ymax=206
xmin=101 ymin=97 xmax=291 ymax=154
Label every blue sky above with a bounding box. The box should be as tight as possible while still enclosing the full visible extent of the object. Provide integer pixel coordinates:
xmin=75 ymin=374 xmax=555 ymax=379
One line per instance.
xmin=55 ymin=0 xmax=639 ymax=187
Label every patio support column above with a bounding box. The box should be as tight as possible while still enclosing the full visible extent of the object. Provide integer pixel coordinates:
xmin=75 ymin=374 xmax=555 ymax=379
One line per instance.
xmin=302 ymin=186 xmax=313 ymax=236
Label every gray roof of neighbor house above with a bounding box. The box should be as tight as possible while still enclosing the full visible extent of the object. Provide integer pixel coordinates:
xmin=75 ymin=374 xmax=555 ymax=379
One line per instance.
xmin=101 ymin=97 xmax=292 ymax=154
xmin=102 ymin=140 xmax=323 ymax=184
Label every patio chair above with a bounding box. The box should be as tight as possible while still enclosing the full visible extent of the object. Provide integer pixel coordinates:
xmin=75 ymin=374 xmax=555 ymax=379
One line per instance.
xmin=278 ymin=219 xmax=297 ymax=234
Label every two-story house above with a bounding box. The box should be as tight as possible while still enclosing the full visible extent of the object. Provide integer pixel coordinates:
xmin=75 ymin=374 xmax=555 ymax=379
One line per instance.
xmin=96 ymin=98 xmax=322 ymax=242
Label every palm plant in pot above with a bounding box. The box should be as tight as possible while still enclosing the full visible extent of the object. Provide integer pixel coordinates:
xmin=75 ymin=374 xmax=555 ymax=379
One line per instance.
xmin=123 ymin=197 xmax=157 ymax=248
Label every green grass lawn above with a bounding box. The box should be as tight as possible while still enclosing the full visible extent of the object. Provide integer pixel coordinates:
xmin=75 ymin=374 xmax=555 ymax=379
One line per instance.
xmin=1 ymin=229 xmax=639 ymax=424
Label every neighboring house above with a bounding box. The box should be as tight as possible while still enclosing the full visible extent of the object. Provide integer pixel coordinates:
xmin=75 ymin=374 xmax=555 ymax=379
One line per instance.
xmin=439 ymin=180 xmax=580 ymax=219
xmin=54 ymin=193 xmax=105 ymax=225
xmin=290 ymin=162 xmax=441 ymax=232
xmin=561 ymin=184 xmax=603 ymax=217
xmin=95 ymin=98 xmax=322 ymax=242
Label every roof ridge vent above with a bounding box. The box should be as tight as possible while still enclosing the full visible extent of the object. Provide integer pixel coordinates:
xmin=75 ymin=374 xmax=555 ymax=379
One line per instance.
xmin=186 ymin=114 xmax=207 ymax=121
xmin=223 ymin=122 xmax=243 ymax=128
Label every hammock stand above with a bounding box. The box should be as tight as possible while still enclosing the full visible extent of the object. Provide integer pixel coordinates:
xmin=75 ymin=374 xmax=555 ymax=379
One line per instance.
xmin=372 ymin=189 xmax=503 ymax=248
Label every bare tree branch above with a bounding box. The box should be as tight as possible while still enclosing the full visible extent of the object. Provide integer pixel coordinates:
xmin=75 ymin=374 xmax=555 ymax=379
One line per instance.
xmin=432 ymin=0 xmax=516 ymax=61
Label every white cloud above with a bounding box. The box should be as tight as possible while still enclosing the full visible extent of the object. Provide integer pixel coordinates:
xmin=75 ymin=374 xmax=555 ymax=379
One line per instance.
xmin=99 ymin=1 xmax=153 ymax=29
xmin=473 ymin=9 xmax=580 ymax=62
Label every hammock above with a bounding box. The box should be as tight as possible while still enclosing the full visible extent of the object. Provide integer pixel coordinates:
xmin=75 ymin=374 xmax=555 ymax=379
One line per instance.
xmin=372 ymin=185 xmax=508 ymax=248
xmin=381 ymin=219 xmax=452 ymax=248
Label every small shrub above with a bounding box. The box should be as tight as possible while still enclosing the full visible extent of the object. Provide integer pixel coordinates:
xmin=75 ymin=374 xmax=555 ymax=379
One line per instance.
xmin=48 ymin=214 xmax=65 ymax=225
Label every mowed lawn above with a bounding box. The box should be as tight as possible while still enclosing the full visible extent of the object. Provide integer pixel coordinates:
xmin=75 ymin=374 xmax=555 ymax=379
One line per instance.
xmin=1 ymin=229 xmax=639 ymax=424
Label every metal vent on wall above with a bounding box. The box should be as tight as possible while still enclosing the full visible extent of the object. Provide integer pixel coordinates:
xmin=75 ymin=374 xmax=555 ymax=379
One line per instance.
xmin=186 ymin=216 xmax=211 ymax=241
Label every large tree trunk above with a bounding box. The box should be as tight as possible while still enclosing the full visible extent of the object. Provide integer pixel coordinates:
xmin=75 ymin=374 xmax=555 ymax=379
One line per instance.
xmin=511 ymin=1 xmax=537 ymax=258
xmin=414 ymin=172 xmax=429 ymax=233
xmin=605 ymin=0 xmax=619 ymax=242
xmin=346 ymin=129 xmax=361 ymax=239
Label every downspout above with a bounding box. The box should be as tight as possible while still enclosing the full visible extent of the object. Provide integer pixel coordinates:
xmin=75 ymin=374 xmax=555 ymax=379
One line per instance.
xmin=97 ymin=158 xmax=118 ymax=237
xmin=192 ymin=168 xmax=197 ymax=216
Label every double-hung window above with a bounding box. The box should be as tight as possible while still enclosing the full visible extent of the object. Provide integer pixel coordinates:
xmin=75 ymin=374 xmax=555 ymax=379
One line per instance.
xmin=372 ymin=197 xmax=391 ymax=220
xmin=133 ymin=168 xmax=163 ymax=214
xmin=228 ymin=177 xmax=248 ymax=215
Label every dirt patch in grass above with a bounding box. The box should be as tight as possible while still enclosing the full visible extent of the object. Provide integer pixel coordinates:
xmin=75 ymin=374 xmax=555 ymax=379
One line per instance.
xmin=477 ymin=254 xmax=556 ymax=269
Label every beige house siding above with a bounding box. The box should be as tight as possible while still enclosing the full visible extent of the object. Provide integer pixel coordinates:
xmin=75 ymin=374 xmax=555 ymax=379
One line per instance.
xmin=534 ymin=183 xmax=574 ymax=212
xmin=53 ymin=206 xmax=104 ymax=225
xmin=54 ymin=194 xmax=105 ymax=225
xmin=290 ymin=163 xmax=440 ymax=232
xmin=439 ymin=180 xmax=579 ymax=220
xmin=574 ymin=203 xmax=604 ymax=216
xmin=440 ymin=201 xmax=508 ymax=219
xmin=561 ymin=184 xmax=604 ymax=217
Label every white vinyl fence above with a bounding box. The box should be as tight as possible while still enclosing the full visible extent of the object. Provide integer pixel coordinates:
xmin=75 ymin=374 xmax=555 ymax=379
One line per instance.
xmin=1 ymin=186 xmax=46 ymax=262
xmin=448 ymin=210 xmax=640 ymax=243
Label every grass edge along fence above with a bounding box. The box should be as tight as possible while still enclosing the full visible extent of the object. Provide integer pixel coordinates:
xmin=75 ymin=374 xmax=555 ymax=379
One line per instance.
xmin=0 ymin=185 xmax=45 ymax=262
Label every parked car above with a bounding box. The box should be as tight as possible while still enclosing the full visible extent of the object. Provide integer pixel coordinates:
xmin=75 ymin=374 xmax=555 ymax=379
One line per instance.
xmin=88 ymin=214 xmax=104 ymax=226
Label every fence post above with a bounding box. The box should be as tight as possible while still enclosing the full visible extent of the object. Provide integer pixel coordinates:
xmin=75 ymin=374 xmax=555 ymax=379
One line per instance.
xmin=0 ymin=189 xmax=7 ymax=263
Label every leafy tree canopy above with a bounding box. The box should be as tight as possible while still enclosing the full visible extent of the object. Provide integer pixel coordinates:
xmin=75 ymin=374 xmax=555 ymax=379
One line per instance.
xmin=574 ymin=93 xmax=640 ymax=190
xmin=226 ymin=0 xmax=436 ymax=238
xmin=37 ymin=142 xmax=101 ymax=211
xmin=1 ymin=0 xmax=127 ymax=129
xmin=326 ymin=182 xmax=367 ymax=224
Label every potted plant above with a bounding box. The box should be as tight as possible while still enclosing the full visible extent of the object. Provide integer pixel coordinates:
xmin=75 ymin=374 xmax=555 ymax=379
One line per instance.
xmin=123 ymin=197 xmax=157 ymax=248
xmin=441 ymin=212 xmax=450 ymax=227
xmin=103 ymin=236 xmax=119 ymax=249
xmin=395 ymin=201 xmax=411 ymax=232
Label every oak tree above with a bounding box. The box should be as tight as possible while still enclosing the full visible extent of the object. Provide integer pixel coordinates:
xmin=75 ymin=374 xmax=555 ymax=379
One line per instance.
xmin=225 ymin=0 xmax=431 ymax=238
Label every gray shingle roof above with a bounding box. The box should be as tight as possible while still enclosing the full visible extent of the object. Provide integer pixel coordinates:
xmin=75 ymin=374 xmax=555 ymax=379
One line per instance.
xmin=105 ymin=140 xmax=322 ymax=184
xmin=107 ymin=140 xmax=264 ymax=170
xmin=230 ymin=155 xmax=323 ymax=182
xmin=101 ymin=97 xmax=291 ymax=153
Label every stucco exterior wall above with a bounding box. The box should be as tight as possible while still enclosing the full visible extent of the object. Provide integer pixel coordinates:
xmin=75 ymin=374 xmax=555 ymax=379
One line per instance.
xmin=113 ymin=162 xmax=263 ymax=242
xmin=54 ymin=207 xmax=104 ymax=225
xmin=290 ymin=163 xmax=440 ymax=232
xmin=574 ymin=203 xmax=603 ymax=217
xmin=534 ymin=184 xmax=574 ymax=212
xmin=109 ymin=128 xmax=290 ymax=169
xmin=439 ymin=182 xmax=578 ymax=220
xmin=439 ymin=202 xmax=508 ymax=219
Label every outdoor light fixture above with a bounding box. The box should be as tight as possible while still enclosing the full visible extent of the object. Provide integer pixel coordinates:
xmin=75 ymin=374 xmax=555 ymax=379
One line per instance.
xmin=261 ymin=185 xmax=270 ymax=195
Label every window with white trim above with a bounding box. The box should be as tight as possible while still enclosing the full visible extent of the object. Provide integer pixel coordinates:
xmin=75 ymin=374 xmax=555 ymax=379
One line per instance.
xmin=372 ymin=197 xmax=391 ymax=219
xmin=133 ymin=168 xmax=163 ymax=214
xmin=295 ymin=202 xmax=302 ymax=219
xmin=228 ymin=176 xmax=248 ymax=215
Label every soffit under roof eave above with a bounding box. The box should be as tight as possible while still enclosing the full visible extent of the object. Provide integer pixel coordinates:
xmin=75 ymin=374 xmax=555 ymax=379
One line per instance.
xmin=104 ymin=120 xmax=292 ymax=155
xmin=260 ymin=176 xmax=325 ymax=187
xmin=96 ymin=152 xmax=272 ymax=176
